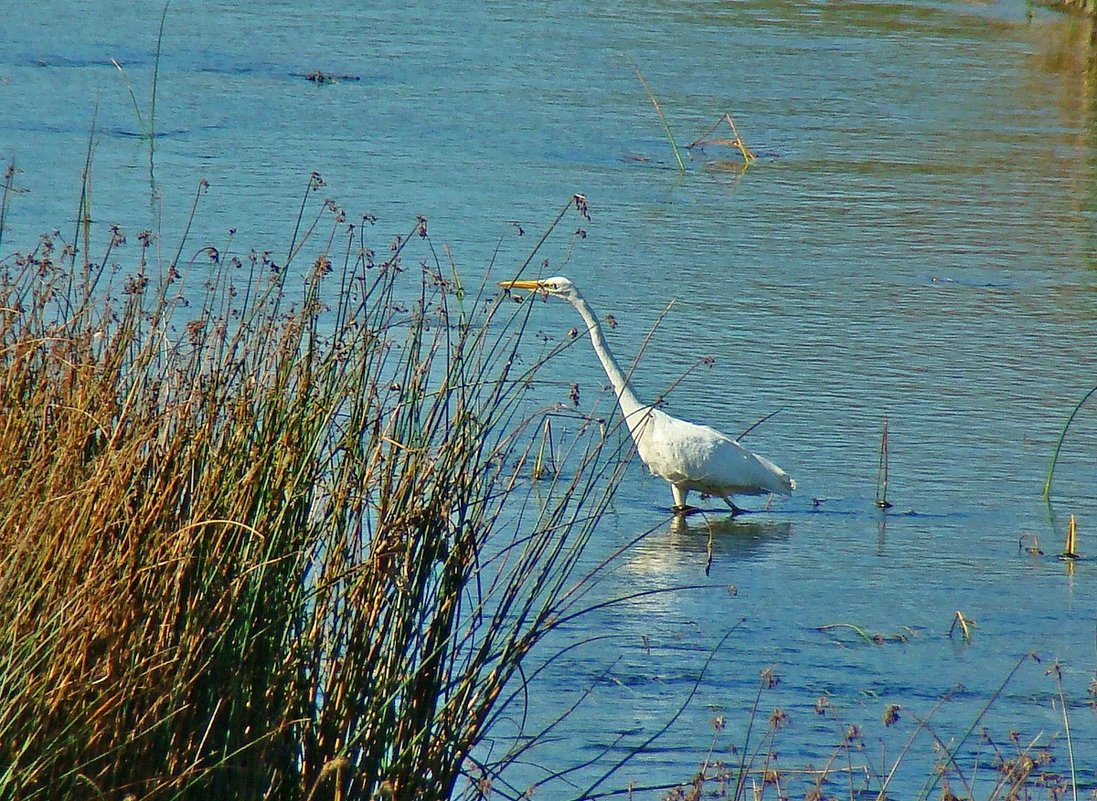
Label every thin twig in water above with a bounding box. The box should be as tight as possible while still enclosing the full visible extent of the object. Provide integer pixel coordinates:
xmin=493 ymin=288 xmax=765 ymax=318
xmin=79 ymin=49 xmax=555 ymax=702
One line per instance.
xmin=738 ymin=407 xmax=784 ymax=441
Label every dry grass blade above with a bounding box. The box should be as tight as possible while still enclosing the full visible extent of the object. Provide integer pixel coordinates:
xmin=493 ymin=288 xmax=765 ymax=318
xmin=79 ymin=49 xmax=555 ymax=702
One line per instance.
xmin=688 ymin=113 xmax=757 ymax=164
xmin=948 ymin=610 xmax=976 ymax=642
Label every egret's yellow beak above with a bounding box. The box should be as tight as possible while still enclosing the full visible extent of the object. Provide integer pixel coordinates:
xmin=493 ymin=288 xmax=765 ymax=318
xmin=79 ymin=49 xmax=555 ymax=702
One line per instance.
xmin=497 ymin=278 xmax=543 ymax=291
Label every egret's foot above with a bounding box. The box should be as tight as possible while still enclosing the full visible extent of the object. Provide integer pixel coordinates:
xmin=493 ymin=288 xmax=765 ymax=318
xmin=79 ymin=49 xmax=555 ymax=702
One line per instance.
xmin=671 ymin=504 xmax=702 ymax=516
xmin=725 ymin=501 xmax=746 ymax=516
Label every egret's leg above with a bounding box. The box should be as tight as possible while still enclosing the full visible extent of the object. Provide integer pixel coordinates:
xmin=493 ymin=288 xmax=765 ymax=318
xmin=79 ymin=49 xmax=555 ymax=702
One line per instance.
xmin=671 ymin=484 xmax=693 ymax=514
xmin=722 ymin=496 xmax=745 ymax=516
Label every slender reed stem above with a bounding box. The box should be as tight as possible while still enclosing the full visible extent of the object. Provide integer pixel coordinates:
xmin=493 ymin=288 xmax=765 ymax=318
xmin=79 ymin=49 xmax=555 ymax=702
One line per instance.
xmin=1043 ymin=384 xmax=1097 ymax=500
xmin=627 ymin=57 xmax=686 ymax=172
xmin=876 ymin=417 xmax=892 ymax=509
xmin=0 ymin=159 xmax=14 ymax=257
xmin=149 ymin=1 xmax=169 ymax=167
xmin=1048 ymin=663 xmax=1079 ymax=801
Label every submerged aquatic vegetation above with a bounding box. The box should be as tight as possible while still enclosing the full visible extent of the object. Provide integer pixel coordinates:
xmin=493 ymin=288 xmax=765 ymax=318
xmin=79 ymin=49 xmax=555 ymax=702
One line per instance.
xmin=0 ymin=183 xmax=628 ymax=800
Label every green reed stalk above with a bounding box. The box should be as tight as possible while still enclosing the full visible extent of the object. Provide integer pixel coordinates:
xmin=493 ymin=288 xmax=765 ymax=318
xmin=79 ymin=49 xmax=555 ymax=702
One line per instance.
xmin=629 ymin=58 xmax=686 ymax=172
xmin=0 ymin=160 xmax=14 ymax=257
xmin=109 ymin=1 xmax=168 ymax=187
xmin=112 ymin=57 xmax=148 ymax=135
xmin=1043 ymin=383 xmax=1097 ymax=501
xmin=74 ymin=109 xmax=97 ymax=278
xmin=149 ymin=1 xmax=169 ymax=159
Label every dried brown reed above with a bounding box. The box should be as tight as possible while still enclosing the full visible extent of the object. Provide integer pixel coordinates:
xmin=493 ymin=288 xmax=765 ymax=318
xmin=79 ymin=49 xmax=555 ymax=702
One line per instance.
xmin=1061 ymin=514 xmax=1081 ymax=559
xmin=875 ymin=418 xmax=893 ymax=510
xmin=949 ymin=610 xmax=977 ymax=642
xmin=687 ymin=113 xmax=757 ymax=165
xmin=0 ymin=182 xmax=625 ymax=800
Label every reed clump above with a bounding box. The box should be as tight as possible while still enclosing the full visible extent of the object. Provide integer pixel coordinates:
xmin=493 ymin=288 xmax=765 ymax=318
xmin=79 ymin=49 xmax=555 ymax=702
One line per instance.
xmin=658 ymin=656 xmax=1079 ymax=801
xmin=0 ymin=183 xmax=619 ymax=800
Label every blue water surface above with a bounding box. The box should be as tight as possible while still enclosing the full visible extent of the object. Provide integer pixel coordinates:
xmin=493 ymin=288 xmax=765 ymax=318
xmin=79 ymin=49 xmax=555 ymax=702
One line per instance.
xmin=2 ymin=1 xmax=1097 ymax=797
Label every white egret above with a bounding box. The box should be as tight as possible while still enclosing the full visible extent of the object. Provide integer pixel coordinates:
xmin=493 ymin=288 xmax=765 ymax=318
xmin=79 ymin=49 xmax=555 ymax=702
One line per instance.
xmin=500 ymin=276 xmax=794 ymax=515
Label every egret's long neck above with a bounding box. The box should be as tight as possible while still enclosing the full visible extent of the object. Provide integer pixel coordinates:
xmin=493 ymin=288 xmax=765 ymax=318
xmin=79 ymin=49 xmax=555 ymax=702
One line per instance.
xmin=568 ymin=292 xmax=647 ymax=425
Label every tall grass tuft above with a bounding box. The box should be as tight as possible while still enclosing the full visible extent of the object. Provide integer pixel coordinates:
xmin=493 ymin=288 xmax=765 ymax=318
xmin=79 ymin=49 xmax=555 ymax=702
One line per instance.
xmin=0 ymin=184 xmax=621 ymax=800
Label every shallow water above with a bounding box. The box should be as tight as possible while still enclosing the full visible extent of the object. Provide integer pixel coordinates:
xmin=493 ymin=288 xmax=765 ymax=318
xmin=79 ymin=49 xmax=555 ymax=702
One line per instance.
xmin=3 ymin=0 xmax=1097 ymax=796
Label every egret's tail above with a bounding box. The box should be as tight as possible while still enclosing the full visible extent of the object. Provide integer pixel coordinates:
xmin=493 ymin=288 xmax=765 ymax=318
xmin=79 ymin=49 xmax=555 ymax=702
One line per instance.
xmin=755 ymin=453 xmax=794 ymax=496
xmin=775 ymin=471 xmax=795 ymax=496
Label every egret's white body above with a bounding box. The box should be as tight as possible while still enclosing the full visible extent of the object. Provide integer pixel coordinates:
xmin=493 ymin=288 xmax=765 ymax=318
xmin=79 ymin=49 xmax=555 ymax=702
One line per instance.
xmin=500 ymin=276 xmax=794 ymax=514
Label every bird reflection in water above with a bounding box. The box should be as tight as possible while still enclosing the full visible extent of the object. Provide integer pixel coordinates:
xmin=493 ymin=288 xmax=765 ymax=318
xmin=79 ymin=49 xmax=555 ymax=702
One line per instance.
xmin=627 ymin=513 xmax=792 ymax=577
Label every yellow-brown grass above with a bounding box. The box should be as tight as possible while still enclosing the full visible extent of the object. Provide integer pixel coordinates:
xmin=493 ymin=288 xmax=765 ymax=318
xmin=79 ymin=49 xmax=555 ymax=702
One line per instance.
xmin=0 ymin=186 xmax=620 ymax=800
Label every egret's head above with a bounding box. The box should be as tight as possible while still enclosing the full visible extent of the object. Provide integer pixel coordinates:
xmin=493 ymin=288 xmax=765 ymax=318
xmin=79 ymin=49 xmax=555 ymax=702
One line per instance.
xmin=498 ymin=275 xmax=578 ymax=302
